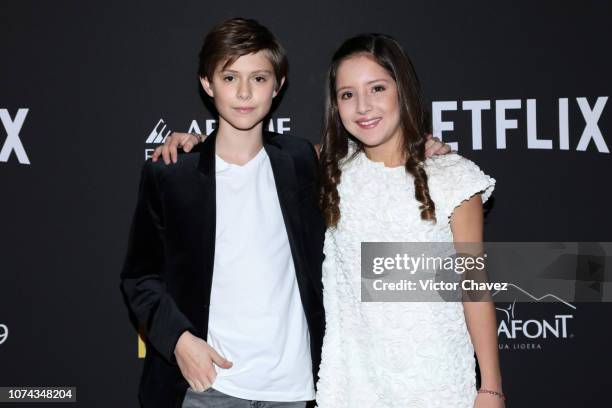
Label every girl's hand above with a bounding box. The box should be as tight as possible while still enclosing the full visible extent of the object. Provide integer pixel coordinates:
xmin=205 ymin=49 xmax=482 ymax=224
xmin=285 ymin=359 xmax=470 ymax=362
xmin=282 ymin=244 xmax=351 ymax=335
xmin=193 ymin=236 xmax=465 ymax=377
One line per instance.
xmin=152 ymin=132 xmax=201 ymax=164
xmin=474 ymin=391 xmax=505 ymax=408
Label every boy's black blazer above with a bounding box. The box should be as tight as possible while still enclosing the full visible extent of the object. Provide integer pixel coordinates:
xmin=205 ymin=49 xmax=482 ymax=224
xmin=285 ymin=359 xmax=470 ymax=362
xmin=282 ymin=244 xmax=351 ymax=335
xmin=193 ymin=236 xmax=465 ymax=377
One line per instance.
xmin=120 ymin=131 xmax=326 ymax=407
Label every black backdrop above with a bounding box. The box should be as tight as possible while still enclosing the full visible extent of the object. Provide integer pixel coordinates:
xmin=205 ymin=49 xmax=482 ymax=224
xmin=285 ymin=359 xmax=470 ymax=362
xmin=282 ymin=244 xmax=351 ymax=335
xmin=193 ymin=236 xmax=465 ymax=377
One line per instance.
xmin=1 ymin=1 xmax=611 ymax=406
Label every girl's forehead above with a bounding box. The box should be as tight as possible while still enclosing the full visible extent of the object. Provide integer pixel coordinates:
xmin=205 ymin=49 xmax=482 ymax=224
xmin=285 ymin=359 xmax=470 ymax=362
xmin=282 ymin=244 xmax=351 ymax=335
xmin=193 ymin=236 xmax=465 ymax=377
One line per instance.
xmin=336 ymin=55 xmax=393 ymax=84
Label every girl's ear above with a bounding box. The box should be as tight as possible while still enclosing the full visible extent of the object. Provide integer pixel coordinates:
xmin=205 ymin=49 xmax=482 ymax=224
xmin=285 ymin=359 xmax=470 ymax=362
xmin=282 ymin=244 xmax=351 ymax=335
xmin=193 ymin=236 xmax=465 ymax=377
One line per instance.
xmin=200 ymin=76 xmax=214 ymax=98
xmin=273 ymin=76 xmax=286 ymax=98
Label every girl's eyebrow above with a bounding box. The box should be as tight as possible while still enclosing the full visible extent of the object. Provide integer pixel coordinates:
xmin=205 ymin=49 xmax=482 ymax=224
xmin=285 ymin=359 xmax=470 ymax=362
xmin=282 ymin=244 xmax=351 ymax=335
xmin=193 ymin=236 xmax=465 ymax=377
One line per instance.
xmin=336 ymin=78 xmax=390 ymax=92
xmin=367 ymin=78 xmax=390 ymax=85
xmin=336 ymin=85 xmax=353 ymax=92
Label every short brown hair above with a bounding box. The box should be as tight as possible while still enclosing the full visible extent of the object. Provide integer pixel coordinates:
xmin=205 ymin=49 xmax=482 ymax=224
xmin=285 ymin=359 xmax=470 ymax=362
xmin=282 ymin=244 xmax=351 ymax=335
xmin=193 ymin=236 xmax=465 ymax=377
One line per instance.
xmin=198 ymin=18 xmax=288 ymax=87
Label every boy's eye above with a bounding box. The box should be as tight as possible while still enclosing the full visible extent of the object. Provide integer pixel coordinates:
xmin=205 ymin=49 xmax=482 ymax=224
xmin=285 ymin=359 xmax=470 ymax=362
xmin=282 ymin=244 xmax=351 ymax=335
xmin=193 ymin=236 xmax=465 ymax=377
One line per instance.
xmin=372 ymin=85 xmax=386 ymax=93
xmin=223 ymin=75 xmax=235 ymax=82
xmin=254 ymin=76 xmax=267 ymax=83
xmin=340 ymin=91 xmax=353 ymax=100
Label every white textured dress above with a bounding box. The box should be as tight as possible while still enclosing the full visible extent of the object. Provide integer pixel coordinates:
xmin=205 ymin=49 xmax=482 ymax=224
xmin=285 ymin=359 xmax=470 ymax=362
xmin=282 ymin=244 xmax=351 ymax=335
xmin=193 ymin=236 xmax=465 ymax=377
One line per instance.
xmin=315 ymin=150 xmax=495 ymax=408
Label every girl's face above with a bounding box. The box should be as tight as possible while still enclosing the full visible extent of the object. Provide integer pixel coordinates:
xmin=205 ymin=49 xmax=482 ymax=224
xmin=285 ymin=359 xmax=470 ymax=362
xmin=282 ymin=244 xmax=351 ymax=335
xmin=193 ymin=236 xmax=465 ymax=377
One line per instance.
xmin=335 ymin=54 xmax=402 ymax=155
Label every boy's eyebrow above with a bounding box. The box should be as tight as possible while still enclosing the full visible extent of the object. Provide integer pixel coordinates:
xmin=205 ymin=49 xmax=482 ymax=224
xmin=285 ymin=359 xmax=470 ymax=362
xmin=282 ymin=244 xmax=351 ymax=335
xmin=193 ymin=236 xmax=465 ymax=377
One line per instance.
xmin=336 ymin=78 xmax=390 ymax=92
xmin=220 ymin=69 xmax=274 ymax=75
xmin=251 ymin=70 xmax=273 ymax=75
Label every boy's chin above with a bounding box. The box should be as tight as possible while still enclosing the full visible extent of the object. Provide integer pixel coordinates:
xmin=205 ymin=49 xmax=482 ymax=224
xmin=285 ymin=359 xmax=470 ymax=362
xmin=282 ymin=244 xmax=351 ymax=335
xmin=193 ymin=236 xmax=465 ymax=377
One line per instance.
xmin=222 ymin=116 xmax=265 ymax=132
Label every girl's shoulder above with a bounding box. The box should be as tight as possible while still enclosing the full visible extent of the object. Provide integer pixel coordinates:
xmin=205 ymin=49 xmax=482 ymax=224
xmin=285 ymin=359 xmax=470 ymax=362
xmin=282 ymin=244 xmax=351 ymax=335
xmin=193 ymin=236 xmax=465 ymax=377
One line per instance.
xmin=424 ymin=153 xmax=496 ymax=219
xmin=424 ymin=153 xmax=490 ymax=182
xmin=425 ymin=152 xmax=474 ymax=171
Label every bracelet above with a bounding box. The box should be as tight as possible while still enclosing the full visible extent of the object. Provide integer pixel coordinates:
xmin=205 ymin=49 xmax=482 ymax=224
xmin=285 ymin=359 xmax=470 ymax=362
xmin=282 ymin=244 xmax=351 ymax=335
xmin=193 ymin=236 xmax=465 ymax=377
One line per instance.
xmin=477 ymin=388 xmax=506 ymax=401
xmin=194 ymin=133 xmax=205 ymax=144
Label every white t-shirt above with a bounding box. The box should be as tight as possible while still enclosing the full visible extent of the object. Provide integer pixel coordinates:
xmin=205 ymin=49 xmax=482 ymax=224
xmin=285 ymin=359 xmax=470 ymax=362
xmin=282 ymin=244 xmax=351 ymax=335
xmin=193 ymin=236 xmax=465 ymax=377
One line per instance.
xmin=207 ymin=148 xmax=314 ymax=401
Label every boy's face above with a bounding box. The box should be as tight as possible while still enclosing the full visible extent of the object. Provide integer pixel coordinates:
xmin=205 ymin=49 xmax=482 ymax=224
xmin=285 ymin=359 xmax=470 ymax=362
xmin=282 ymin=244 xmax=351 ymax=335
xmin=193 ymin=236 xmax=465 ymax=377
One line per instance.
xmin=201 ymin=51 xmax=284 ymax=132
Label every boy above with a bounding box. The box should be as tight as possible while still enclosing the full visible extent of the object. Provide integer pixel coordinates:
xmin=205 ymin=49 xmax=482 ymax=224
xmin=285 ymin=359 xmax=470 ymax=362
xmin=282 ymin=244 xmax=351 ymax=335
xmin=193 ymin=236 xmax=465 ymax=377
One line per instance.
xmin=121 ymin=18 xmax=325 ymax=408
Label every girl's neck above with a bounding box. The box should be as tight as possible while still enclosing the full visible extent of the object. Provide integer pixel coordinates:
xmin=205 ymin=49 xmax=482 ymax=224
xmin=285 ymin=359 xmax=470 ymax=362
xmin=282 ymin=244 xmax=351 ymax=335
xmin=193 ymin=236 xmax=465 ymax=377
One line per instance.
xmin=363 ymin=136 xmax=406 ymax=168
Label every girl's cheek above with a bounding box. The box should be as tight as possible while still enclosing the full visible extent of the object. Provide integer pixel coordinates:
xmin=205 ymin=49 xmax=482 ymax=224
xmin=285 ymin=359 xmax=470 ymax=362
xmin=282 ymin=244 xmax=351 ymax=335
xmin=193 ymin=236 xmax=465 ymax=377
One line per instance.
xmin=340 ymin=105 xmax=353 ymax=119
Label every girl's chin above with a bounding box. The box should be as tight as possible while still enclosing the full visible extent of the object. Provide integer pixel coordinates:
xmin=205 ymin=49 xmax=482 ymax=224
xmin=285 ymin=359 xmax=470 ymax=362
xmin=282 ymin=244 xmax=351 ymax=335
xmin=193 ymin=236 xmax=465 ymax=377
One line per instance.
xmin=352 ymin=128 xmax=403 ymax=149
xmin=353 ymin=135 xmax=388 ymax=148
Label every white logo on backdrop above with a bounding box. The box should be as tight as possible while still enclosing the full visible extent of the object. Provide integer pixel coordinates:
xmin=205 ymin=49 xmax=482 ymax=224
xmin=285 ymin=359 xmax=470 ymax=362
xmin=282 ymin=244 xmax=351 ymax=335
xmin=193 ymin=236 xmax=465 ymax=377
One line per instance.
xmin=494 ymin=285 xmax=575 ymax=350
xmin=144 ymin=117 xmax=291 ymax=159
xmin=433 ymin=97 xmax=609 ymax=153
xmin=145 ymin=118 xmax=172 ymax=144
xmin=0 ymin=108 xmax=30 ymax=165
xmin=0 ymin=323 xmax=8 ymax=345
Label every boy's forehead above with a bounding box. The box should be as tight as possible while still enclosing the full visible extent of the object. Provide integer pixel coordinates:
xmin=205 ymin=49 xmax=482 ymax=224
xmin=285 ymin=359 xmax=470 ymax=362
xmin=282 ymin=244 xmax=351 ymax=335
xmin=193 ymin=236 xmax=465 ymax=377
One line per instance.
xmin=218 ymin=51 xmax=274 ymax=72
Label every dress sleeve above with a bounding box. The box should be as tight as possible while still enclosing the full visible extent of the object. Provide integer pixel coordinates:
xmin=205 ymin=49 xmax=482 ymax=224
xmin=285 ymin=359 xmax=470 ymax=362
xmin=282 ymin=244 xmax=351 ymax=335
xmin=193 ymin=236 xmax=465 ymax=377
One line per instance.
xmin=425 ymin=153 xmax=496 ymax=220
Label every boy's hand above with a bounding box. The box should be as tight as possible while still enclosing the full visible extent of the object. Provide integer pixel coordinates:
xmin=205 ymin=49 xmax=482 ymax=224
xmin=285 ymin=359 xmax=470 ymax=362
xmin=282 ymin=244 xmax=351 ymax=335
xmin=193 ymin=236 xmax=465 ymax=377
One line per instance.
xmin=152 ymin=132 xmax=201 ymax=164
xmin=424 ymin=133 xmax=452 ymax=158
xmin=174 ymin=331 xmax=233 ymax=392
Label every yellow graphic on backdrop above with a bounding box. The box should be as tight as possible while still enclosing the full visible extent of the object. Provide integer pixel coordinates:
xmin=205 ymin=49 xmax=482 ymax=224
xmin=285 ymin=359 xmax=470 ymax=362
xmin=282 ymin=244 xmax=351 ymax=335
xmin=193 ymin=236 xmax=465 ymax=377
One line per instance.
xmin=138 ymin=333 xmax=146 ymax=358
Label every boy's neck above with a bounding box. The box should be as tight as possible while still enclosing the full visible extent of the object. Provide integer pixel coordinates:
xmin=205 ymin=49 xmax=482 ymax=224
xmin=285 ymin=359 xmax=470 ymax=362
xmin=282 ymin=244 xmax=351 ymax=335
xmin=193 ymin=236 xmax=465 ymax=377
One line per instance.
xmin=215 ymin=118 xmax=264 ymax=165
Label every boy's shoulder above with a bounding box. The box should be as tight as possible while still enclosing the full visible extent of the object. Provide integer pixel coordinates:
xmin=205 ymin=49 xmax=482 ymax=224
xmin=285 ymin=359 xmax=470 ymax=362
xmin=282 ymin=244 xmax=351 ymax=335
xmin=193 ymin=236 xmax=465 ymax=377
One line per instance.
xmin=264 ymin=131 xmax=319 ymax=179
xmin=263 ymin=131 xmax=317 ymax=162
xmin=264 ymin=131 xmax=313 ymax=149
xmin=142 ymin=147 xmax=202 ymax=181
xmin=142 ymin=132 xmax=317 ymax=178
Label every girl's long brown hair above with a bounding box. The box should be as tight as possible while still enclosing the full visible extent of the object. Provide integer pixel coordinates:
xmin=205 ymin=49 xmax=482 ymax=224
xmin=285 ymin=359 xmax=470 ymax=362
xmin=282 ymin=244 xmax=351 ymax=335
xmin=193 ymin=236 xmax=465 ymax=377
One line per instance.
xmin=319 ymin=34 xmax=436 ymax=227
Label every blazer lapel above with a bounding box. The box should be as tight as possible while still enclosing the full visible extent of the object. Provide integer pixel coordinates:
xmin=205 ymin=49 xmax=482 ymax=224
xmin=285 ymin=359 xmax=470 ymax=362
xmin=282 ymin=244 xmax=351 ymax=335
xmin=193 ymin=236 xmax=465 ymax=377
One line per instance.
xmin=264 ymin=137 xmax=308 ymax=281
xmin=198 ymin=131 xmax=216 ymax=177
xmin=196 ymin=132 xmax=217 ymax=324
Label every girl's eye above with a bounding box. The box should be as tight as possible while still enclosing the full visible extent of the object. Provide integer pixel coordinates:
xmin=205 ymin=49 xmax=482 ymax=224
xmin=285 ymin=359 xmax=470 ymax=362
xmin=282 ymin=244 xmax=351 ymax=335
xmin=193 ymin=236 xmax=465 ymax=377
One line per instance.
xmin=254 ymin=76 xmax=267 ymax=83
xmin=372 ymin=85 xmax=386 ymax=93
xmin=223 ymin=75 xmax=235 ymax=82
xmin=340 ymin=91 xmax=353 ymax=100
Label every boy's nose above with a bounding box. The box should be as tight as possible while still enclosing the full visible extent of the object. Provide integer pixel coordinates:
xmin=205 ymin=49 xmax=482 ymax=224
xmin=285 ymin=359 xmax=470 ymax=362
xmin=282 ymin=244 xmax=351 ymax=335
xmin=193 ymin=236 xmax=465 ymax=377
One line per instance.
xmin=237 ymin=83 xmax=252 ymax=100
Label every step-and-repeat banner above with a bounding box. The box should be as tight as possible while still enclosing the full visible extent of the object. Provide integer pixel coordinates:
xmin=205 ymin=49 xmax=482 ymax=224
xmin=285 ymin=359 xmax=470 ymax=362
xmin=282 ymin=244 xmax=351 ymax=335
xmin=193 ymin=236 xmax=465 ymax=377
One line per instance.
xmin=1 ymin=1 xmax=611 ymax=406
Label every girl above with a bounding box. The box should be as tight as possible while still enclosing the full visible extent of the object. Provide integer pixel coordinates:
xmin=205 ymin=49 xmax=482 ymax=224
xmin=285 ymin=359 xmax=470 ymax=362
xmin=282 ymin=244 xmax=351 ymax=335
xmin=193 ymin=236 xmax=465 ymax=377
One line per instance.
xmin=315 ymin=34 xmax=503 ymax=408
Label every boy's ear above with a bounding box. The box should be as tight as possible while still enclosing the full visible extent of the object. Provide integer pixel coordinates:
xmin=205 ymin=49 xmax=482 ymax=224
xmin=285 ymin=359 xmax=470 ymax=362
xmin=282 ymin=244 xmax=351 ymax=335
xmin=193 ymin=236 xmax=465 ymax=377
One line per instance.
xmin=200 ymin=76 xmax=214 ymax=97
xmin=273 ymin=76 xmax=286 ymax=98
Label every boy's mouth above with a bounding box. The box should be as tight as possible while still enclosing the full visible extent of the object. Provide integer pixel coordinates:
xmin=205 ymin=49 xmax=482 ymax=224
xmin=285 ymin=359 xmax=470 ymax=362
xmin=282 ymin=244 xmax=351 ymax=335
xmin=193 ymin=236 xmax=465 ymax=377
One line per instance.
xmin=234 ymin=107 xmax=256 ymax=114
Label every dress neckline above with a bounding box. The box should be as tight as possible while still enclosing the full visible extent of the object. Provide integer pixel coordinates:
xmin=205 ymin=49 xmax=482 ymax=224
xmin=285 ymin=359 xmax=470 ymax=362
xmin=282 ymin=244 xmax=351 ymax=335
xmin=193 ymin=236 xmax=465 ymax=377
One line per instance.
xmin=356 ymin=151 xmax=406 ymax=173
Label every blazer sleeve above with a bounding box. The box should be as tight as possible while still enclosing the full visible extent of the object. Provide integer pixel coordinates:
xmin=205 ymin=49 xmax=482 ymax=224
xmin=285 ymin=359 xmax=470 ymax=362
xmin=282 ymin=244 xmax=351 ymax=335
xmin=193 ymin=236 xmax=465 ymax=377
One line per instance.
xmin=120 ymin=161 xmax=195 ymax=364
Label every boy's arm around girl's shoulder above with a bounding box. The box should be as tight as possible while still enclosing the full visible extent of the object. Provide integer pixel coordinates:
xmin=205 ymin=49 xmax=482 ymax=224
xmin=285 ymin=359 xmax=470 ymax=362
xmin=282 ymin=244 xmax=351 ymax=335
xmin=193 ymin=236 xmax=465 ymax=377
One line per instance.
xmin=119 ymin=159 xmax=195 ymax=365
